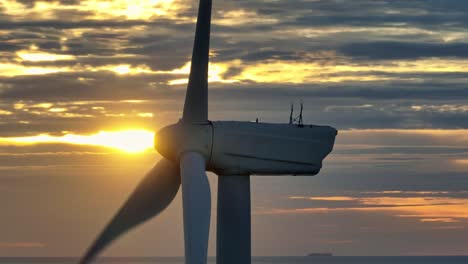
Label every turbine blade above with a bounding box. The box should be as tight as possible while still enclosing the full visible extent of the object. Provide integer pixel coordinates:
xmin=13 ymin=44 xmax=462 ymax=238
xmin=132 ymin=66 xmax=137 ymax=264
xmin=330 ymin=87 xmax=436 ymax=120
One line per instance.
xmin=180 ymin=152 xmax=211 ymax=264
xmin=79 ymin=159 xmax=181 ymax=264
xmin=182 ymin=0 xmax=212 ymax=123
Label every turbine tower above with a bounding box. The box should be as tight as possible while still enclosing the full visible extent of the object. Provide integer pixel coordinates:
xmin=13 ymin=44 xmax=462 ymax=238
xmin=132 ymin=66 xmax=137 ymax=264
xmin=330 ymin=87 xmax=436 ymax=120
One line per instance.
xmin=79 ymin=0 xmax=337 ymax=263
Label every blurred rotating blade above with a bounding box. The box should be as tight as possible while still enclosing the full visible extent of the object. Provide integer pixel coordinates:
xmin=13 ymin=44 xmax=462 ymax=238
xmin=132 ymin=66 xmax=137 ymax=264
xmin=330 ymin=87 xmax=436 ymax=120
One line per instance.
xmin=180 ymin=152 xmax=211 ymax=264
xmin=80 ymin=159 xmax=181 ymax=264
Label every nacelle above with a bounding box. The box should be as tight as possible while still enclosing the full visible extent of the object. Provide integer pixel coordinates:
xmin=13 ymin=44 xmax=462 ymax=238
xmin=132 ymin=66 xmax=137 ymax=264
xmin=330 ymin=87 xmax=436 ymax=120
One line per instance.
xmin=208 ymin=121 xmax=337 ymax=176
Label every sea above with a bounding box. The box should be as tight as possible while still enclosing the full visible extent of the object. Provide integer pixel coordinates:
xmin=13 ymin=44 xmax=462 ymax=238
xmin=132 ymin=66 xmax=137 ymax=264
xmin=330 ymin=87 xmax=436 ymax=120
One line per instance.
xmin=0 ymin=256 xmax=467 ymax=264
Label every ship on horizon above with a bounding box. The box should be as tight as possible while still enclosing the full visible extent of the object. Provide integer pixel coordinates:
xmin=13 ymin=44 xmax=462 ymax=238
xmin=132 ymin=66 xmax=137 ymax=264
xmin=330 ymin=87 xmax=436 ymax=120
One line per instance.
xmin=307 ymin=253 xmax=333 ymax=257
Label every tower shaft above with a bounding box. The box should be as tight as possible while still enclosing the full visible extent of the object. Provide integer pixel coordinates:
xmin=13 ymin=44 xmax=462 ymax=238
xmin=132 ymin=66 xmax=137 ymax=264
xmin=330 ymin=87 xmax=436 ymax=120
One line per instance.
xmin=216 ymin=175 xmax=251 ymax=264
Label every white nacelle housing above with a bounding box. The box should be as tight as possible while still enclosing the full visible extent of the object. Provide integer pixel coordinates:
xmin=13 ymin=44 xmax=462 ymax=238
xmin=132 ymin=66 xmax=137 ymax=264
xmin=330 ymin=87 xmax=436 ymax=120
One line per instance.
xmin=208 ymin=121 xmax=337 ymax=176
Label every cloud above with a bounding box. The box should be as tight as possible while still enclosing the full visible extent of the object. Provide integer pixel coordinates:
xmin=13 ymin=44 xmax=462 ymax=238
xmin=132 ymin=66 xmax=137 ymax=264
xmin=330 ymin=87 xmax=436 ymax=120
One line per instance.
xmin=340 ymin=42 xmax=468 ymax=60
xmin=16 ymin=49 xmax=75 ymax=62
xmin=1 ymin=0 xmax=190 ymax=21
xmin=337 ymin=129 xmax=468 ymax=146
xmin=263 ymin=192 xmax=468 ymax=224
xmin=0 ymin=242 xmax=45 ymax=248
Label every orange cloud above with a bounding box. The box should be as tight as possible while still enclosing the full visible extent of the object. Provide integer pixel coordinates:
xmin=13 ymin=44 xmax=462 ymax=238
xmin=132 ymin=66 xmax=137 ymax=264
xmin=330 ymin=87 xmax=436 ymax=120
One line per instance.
xmin=290 ymin=196 xmax=357 ymax=201
xmin=454 ymin=159 xmax=468 ymax=166
xmin=270 ymin=192 xmax=468 ymax=224
xmin=0 ymin=242 xmax=45 ymax=248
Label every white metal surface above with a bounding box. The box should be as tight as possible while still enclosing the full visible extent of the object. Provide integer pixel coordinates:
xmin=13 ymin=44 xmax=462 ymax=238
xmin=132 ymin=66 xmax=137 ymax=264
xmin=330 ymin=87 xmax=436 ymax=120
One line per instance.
xmin=156 ymin=122 xmax=213 ymax=162
xmin=180 ymin=152 xmax=211 ymax=264
xmin=182 ymin=0 xmax=212 ymax=123
xmin=209 ymin=121 xmax=337 ymax=176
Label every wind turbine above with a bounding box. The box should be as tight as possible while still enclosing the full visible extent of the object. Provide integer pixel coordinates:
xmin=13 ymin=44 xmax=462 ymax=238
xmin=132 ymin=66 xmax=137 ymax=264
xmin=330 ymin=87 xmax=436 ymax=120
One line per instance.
xmin=79 ymin=0 xmax=337 ymax=263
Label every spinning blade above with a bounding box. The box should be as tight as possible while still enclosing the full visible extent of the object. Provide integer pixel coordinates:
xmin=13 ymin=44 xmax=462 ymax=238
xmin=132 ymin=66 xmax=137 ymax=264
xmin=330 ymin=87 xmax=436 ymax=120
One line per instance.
xmin=80 ymin=159 xmax=181 ymax=263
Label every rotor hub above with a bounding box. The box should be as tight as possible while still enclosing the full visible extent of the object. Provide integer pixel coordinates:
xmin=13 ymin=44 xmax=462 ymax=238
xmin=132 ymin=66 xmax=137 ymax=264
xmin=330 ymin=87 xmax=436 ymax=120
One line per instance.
xmin=155 ymin=122 xmax=213 ymax=163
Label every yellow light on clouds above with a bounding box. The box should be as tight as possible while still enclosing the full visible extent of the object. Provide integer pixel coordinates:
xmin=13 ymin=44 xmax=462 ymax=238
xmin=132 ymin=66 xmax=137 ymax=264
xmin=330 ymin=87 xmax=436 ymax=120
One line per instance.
xmin=236 ymin=61 xmax=315 ymax=84
xmin=0 ymin=130 xmax=155 ymax=153
xmin=1 ymin=0 xmax=186 ymax=21
xmin=0 ymin=110 xmax=13 ymax=115
xmin=17 ymin=51 xmax=75 ymax=62
xmin=83 ymin=0 xmax=180 ymax=20
xmin=108 ymin=64 xmax=153 ymax=75
xmin=0 ymin=63 xmax=69 ymax=77
xmin=168 ymin=61 xmax=238 ymax=85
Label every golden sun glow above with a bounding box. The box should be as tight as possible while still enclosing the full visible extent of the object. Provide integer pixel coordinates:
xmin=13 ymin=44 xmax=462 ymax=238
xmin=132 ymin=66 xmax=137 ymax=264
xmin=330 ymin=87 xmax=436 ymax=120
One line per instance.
xmin=0 ymin=130 xmax=155 ymax=153
xmin=454 ymin=159 xmax=468 ymax=166
xmin=167 ymin=61 xmax=239 ymax=85
xmin=83 ymin=0 xmax=181 ymax=20
xmin=17 ymin=50 xmax=75 ymax=62
xmin=1 ymin=0 xmax=187 ymax=21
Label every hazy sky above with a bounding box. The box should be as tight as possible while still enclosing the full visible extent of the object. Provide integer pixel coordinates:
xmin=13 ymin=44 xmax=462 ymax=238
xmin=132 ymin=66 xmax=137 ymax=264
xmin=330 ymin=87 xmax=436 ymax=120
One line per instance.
xmin=0 ymin=0 xmax=467 ymax=257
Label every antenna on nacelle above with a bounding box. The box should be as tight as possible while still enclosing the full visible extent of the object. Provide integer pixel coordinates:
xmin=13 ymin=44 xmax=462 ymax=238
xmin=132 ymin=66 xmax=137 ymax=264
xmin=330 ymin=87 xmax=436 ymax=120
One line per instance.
xmin=297 ymin=101 xmax=304 ymax=126
xmin=289 ymin=103 xmax=294 ymax=124
xmin=290 ymin=101 xmax=304 ymax=126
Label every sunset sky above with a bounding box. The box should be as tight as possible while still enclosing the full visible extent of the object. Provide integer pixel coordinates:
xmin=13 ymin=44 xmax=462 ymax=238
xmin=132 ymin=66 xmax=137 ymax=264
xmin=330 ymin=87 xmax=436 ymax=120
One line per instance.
xmin=0 ymin=0 xmax=468 ymax=257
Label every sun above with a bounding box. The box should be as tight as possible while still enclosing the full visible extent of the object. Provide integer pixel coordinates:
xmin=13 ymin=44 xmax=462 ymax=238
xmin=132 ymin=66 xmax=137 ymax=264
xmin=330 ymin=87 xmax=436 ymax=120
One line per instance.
xmin=0 ymin=129 xmax=156 ymax=153
xmin=66 ymin=130 xmax=156 ymax=153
